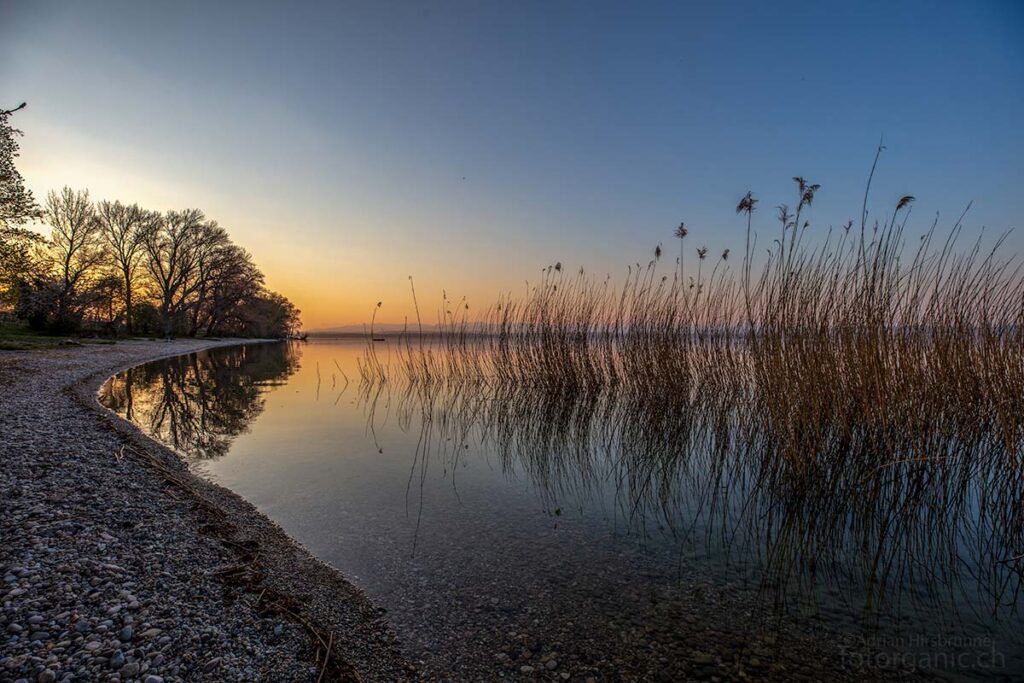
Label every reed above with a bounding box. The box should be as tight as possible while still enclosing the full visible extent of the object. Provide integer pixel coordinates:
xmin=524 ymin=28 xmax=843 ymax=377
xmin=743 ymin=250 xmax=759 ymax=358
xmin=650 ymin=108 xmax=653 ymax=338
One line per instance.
xmin=358 ymin=163 xmax=1024 ymax=620
xmin=364 ymin=170 xmax=1022 ymax=422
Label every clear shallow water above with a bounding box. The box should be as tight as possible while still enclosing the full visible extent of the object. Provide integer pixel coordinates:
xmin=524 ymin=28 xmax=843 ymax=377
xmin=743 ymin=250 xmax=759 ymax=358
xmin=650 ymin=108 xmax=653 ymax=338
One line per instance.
xmin=100 ymin=340 xmax=1024 ymax=680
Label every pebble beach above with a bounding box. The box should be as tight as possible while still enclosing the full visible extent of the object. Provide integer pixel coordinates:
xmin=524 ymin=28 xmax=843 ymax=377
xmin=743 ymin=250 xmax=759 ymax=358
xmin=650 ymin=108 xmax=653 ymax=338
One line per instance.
xmin=0 ymin=340 xmax=411 ymax=683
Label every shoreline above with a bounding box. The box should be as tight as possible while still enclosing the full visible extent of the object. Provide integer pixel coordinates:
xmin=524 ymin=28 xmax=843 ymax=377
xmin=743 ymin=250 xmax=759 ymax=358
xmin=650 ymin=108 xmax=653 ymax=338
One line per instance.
xmin=1 ymin=339 xmax=412 ymax=682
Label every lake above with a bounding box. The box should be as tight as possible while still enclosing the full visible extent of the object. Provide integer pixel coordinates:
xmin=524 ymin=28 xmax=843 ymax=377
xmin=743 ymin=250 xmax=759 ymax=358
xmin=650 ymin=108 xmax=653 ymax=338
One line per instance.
xmin=99 ymin=339 xmax=1024 ymax=680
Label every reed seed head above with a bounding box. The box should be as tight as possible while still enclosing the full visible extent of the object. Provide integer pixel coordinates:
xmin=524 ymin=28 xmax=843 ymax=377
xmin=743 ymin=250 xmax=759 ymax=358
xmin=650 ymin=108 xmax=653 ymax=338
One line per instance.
xmin=736 ymin=191 xmax=757 ymax=215
xmin=799 ymin=182 xmax=821 ymax=210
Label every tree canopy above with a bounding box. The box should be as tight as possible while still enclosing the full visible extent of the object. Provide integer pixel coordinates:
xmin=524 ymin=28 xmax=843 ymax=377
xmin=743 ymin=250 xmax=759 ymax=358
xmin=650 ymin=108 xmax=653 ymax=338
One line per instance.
xmin=0 ymin=103 xmax=301 ymax=338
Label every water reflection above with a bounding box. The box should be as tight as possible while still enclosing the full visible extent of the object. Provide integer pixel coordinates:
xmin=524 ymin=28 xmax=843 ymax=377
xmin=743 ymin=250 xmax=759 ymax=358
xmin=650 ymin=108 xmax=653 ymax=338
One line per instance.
xmin=100 ymin=343 xmax=300 ymax=459
xmin=101 ymin=340 xmax=1024 ymax=679
xmin=363 ymin=344 xmax=1024 ymax=632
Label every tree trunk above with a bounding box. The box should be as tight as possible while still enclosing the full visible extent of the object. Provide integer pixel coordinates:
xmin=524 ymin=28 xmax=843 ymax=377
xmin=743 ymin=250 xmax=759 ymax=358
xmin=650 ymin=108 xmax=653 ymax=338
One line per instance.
xmin=123 ymin=271 xmax=133 ymax=334
xmin=160 ymin=298 xmax=174 ymax=338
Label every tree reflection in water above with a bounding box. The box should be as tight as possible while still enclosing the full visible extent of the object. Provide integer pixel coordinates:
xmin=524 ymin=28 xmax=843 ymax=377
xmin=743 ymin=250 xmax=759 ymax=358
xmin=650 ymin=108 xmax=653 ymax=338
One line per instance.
xmin=100 ymin=342 xmax=300 ymax=459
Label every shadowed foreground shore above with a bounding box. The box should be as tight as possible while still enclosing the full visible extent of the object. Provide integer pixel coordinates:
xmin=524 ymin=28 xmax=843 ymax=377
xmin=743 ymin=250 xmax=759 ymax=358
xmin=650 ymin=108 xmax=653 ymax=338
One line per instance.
xmin=0 ymin=340 xmax=410 ymax=683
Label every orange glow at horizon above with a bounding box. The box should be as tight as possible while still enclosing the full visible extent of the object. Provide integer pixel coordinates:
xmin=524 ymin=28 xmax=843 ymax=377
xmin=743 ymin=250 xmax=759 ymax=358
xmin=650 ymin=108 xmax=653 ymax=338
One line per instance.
xmin=16 ymin=122 xmax=550 ymax=331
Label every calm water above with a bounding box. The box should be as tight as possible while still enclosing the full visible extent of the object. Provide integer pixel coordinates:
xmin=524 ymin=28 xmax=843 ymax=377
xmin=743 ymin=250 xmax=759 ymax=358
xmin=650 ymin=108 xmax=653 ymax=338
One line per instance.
xmin=99 ymin=340 xmax=1024 ymax=679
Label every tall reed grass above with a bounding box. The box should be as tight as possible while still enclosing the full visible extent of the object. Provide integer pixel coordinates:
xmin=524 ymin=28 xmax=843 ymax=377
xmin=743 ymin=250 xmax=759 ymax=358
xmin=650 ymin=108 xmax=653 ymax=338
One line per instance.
xmin=358 ymin=162 xmax=1024 ymax=620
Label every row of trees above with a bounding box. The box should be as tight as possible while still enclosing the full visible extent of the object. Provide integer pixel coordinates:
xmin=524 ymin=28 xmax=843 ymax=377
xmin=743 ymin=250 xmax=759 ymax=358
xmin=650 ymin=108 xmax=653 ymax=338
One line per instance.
xmin=0 ymin=104 xmax=300 ymax=338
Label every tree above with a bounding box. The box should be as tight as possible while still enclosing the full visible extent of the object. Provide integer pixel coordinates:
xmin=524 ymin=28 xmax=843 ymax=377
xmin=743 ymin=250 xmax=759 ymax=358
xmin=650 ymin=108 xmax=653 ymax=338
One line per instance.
xmin=14 ymin=276 xmax=60 ymax=330
xmin=1 ymin=103 xmax=43 ymax=309
xmin=0 ymin=225 xmax=43 ymax=308
xmin=140 ymin=208 xmax=206 ymax=337
xmin=237 ymin=290 xmax=301 ymax=338
xmin=45 ymin=187 xmax=103 ymax=329
xmin=182 ymin=221 xmax=231 ymax=335
xmin=0 ymin=103 xmax=40 ymax=229
xmin=95 ymin=200 xmax=148 ymax=332
xmin=80 ymin=272 xmax=124 ymax=332
xmin=196 ymin=244 xmax=264 ymax=335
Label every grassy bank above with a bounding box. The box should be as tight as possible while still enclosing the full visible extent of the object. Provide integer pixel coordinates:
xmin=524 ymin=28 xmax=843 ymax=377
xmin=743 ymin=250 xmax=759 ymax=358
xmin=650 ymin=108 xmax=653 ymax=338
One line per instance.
xmin=0 ymin=320 xmax=114 ymax=350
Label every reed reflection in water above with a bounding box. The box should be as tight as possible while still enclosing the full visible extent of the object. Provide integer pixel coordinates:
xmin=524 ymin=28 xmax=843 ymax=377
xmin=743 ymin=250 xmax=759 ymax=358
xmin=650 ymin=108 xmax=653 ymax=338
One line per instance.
xmin=361 ymin=335 xmax=1024 ymax=631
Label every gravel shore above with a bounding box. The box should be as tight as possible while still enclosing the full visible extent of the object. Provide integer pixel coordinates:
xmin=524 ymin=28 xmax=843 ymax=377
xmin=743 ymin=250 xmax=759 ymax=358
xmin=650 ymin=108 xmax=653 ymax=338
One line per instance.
xmin=0 ymin=340 xmax=412 ymax=683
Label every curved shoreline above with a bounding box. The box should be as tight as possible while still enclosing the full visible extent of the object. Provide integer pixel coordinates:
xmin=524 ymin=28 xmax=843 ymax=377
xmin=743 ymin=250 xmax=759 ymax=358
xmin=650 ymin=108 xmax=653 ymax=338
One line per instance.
xmin=1 ymin=340 xmax=412 ymax=682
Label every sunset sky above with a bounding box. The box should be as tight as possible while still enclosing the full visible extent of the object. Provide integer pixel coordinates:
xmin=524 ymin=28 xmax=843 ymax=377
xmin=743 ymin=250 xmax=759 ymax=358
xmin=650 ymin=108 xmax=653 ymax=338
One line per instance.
xmin=3 ymin=0 xmax=1022 ymax=329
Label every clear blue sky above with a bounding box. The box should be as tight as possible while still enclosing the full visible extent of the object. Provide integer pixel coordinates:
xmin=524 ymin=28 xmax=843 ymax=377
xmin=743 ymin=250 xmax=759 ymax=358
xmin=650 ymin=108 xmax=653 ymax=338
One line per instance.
xmin=2 ymin=0 xmax=1021 ymax=327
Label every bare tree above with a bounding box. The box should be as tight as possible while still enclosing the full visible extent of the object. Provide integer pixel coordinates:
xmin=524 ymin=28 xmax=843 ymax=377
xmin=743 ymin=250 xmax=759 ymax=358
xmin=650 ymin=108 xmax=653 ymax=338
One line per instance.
xmin=95 ymin=200 xmax=148 ymax=332
xmin=198 ymin=244 xmax=264 ymax=335
xmin=140 ymin=208 xmax=206 ymax=337
xmin=183 ymin=221 xmax=231 ymax=335
xmin=45 ymin=187 xmax=102 ymax=325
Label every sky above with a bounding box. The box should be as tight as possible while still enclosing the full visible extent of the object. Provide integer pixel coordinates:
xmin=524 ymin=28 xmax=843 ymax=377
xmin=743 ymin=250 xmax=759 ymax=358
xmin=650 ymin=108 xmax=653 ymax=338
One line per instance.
xmin=2 ymin=0 xmax=1022 ymax=329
